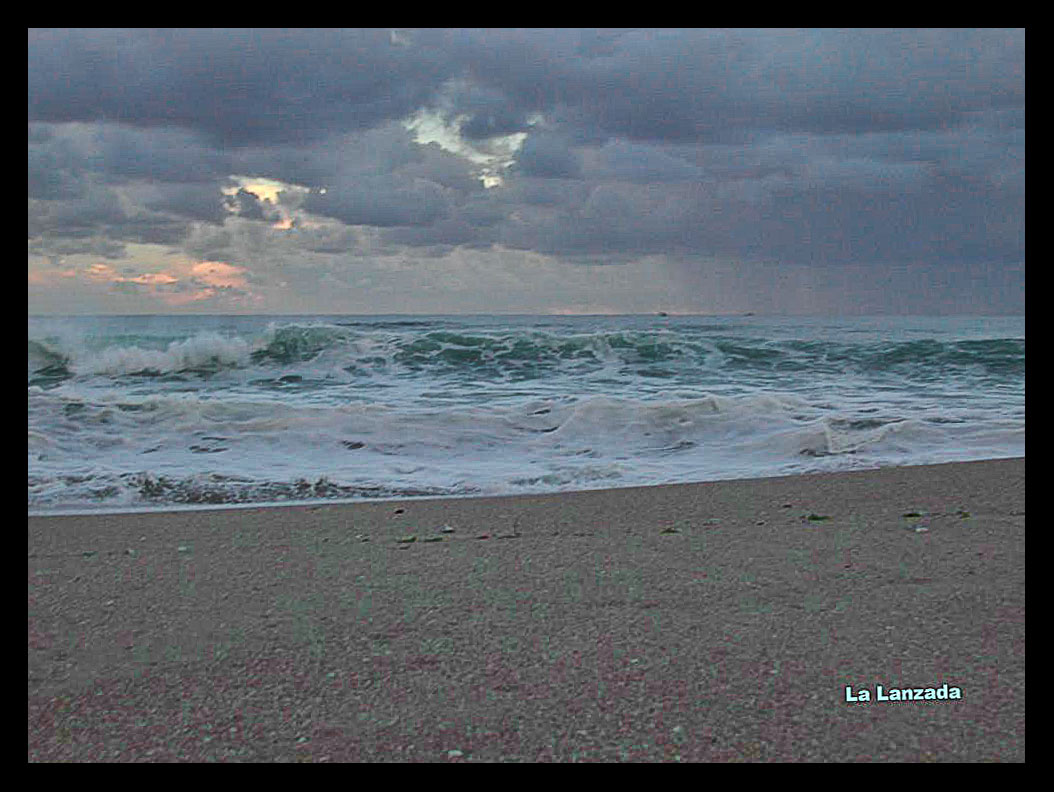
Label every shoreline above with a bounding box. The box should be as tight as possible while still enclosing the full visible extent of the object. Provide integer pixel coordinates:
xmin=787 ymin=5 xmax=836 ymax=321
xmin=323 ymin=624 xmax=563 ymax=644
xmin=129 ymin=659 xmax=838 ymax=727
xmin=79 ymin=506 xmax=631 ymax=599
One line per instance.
xmin=29 ymin=457 xmax=1025 ymax=761
xmin=28 ymin=455 xmax=1026 ymax=519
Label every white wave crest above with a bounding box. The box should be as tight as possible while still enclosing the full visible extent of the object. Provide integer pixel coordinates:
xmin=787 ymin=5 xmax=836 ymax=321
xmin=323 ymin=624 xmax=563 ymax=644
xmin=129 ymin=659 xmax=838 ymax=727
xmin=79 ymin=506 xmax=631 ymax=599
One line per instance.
xmin=75 ymin=332 xmax=253 ymax=375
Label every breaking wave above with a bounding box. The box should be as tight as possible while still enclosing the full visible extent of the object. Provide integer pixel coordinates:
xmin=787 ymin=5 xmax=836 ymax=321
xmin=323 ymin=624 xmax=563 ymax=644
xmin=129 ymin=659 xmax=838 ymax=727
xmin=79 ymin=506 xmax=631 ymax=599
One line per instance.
xmin=27 ymin=314 xmax=1025 ymax=512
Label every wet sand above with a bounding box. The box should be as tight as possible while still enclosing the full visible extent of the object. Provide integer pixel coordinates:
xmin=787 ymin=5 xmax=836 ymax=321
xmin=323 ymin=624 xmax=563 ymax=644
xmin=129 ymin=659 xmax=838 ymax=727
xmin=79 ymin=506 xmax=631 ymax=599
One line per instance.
xmin=29 ymin=458 xmax=1025 ymax=761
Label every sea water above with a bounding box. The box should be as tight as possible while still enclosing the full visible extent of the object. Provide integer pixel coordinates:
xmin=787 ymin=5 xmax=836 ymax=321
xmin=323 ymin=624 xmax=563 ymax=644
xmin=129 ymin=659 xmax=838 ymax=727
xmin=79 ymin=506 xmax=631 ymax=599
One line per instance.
xmin=27 ymin=314 xmax=1025 ymax=514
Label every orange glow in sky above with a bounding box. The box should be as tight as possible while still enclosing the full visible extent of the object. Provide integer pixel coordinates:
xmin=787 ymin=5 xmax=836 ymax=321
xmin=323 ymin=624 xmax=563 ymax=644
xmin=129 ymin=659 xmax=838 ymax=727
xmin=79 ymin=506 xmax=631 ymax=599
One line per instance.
xmin=28 ymin=258 xmax=254 ymax=308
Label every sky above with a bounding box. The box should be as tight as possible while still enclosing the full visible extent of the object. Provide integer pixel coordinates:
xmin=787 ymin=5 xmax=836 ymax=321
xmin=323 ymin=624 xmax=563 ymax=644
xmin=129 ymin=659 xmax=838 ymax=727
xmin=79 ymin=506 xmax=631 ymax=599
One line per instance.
xmin=28 ymin=28 xmax=1025 ymax=315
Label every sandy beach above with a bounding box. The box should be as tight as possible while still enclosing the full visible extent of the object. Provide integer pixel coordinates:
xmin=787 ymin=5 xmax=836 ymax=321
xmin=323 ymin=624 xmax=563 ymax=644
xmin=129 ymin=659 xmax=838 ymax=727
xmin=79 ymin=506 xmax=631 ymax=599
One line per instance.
xmin=28 ymin=458 xmax=1025 ymax=762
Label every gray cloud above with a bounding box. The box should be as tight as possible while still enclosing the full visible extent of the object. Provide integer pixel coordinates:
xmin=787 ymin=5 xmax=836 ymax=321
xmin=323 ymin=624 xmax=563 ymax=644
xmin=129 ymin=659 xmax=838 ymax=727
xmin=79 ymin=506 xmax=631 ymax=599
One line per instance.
xmin=29 ymin=186 xmax=128 ymax=238
xmin=32 ymin=30 xmax=1024 ymax=151
xmin=139 ymin=182 xmax=229 ymax=225
xmin=303 ymin=177 xmax=450 ymax=228
xmin=585 ymin=140 xmax=703 ymax=184
xmin=28 ymin=28 xmax=1025 ymax=314
xmin=515 ymin=132 xmax=583 ymax=179
xmin=28 ymin=29 xmax=456 ymax=146
xmin=223 ymin=188 xmax=270 ymax=221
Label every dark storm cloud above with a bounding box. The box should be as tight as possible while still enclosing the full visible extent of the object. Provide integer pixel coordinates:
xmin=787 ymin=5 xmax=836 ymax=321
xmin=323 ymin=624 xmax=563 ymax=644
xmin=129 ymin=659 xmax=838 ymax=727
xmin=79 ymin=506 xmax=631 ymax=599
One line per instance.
xmin=29 ymin=186 xmax=128 ymax=238
xmin=233 ymin=123 xmax=428 ymax=189
xmin=586 ymin=140 xmax=703 ymax=184
xmin=444 ymin=82 xmax=531 ymax=141
xmin=430 ymin=29 xmax=1024 ymax=143
xmin=514 ymin=132 xmax=583 ymax=179
xmin=495 ymin=180 xmax=706 ymax=262
xmin=140 ymin=183 xmax=229 ymax=225
xmin=383 ymin=217 xmax=483 ymax=252
xmin=223 ymin=188 xmax=270 ymax=221
xmin=90 ymin=125 xmax=231 ymax=184
xmin=277 ymin=123 xmax=486 ymax=229
xmin=31 ymin=29 xmax=1024 ymax=153
xmin=28 ymin=28 xmax=1025 ymax=313
xmin=28 ymin=144 xmax=87 ymax=200
xmin=29 ymin=181 xmax=198 ymax=251
xmin=28 ymin=28 xmax=456 ymax=147
xmin=28 ymin=124 xmax=229 ymax=257
xmin=303 ymin=176 xmax=450 ymax=227
xmin=28 ymin=122 xmax=231 ymax=193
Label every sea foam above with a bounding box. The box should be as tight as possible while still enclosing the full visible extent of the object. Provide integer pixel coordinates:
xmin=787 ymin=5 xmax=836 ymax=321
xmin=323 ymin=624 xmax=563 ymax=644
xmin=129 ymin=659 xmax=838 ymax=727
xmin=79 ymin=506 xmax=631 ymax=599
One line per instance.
xmin=28 ymin=314 xmax=1025 ymax=513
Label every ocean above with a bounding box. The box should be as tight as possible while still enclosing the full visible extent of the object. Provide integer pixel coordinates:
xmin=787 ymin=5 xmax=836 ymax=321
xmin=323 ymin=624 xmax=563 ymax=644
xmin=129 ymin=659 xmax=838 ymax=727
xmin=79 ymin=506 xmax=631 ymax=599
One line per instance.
xmin=28 ymin=314 xmax=1025 ymax=515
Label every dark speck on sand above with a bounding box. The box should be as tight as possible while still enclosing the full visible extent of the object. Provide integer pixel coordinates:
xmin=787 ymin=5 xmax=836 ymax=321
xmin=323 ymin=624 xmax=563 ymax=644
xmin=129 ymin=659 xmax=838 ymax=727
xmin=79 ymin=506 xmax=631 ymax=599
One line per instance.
xmin=28 ymin=458 xmax=1024 ymax=762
